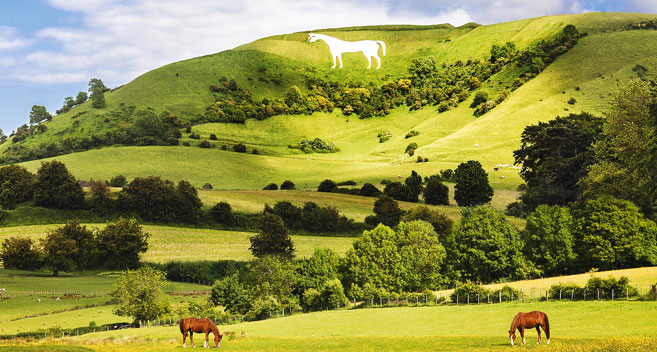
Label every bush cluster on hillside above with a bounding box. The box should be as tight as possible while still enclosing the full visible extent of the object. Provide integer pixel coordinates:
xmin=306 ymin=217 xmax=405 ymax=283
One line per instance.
xmin=288 ymin=138 xmax=338 ymax=153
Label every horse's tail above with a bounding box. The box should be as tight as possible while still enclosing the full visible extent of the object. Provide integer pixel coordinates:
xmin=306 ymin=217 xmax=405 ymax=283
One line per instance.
xmin=377 ymin=41 xmax=386 ymax=56
xmin=179 ymin=318 xmax=185 ymax=334
xmin=544 ymin=313 xmax=550 ymax=339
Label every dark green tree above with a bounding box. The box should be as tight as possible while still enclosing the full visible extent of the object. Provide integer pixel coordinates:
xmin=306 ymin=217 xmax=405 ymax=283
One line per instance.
xmin=522 ymin=205 xmax=576 ymax=276
xmin=209 ymin=201 xmax=235 ymax=226
xmin=297 ymin=248 xmax=341 ymax=293
xmin=271 ymin=201 xmax=303 ymax=229
xmin=448 ymin=207 xmax=525 ymax=283
xmin=402 ymin=205 xmax=453 ymax=239
xmin=360 ymin=183 xmax=382 ymax=197
xmin=249 ymin=213 xmax=295 ymax=259
xmin=383 ymin=182 xmax=408 ymax=201
xmin=33 ymin=160 xmax=85 ymax=210
xmin=75 ymin=91 xmax=88 ymax=105
xmin=29 ymin=105 xmax=51 ymax=125
xmin=41 ymin=229 xmax=78 ymax=276
xmin=404 ymin=170 xmax=423 ymax=202
xmin=453 ymin=160 xmax=493 ymax=207
xmin=246 ymin=255 xmax=298 ymax=301
xmin=0 ymin=165 xmax=36 ymax=209
xmin=90 ymin=87 xmax=106 ymax=108
xmin=88 ymin=78 xmax=108 ymax=92
xmin=96 ymin=218 xmax=149 ymax=269
xmin=514 ymin=112 xmax=603 ymax=210
xmin=175 ymin=180 xmax=202 ymax=223
xmin=423 ymin=179 xmax=449 ymax=205
xmin=280 ymin=180 xmax=296 ymax=190
xmin=131 ymin=110 xmax=166 ymax=139
xmin=0 ymin=237 xmax=42 ymax=270
xmin=573 ymin=196 xmax=657 ymax=271
xmin=372 ymin=195 xmax=404 ymax=227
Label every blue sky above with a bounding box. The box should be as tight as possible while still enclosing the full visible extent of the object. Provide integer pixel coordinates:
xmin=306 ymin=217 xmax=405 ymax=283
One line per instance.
xmin=1 ymin=0 xmax=656 ymax=135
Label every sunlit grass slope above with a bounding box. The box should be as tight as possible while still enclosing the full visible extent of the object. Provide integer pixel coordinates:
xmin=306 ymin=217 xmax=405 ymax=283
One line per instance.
xmin=6 ymin=12 xmax=657 ymax=194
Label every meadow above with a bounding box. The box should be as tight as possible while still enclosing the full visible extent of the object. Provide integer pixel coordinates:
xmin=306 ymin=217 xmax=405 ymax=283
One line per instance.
xmin=0 ymin=224 xmax=356 ymax=263
xmin=2 ymin=301 xmax=656 ymax=351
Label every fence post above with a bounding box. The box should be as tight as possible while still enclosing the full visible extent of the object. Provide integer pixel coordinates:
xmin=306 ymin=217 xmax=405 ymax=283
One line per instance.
xmin=456 ymin=294 xmax=459 ymax=305
xmin=597 ymin=289 xmax=600 ymax=301
xmin=521 ymin=289 xmax=524 ymax=303
xmin=571 ymin=290 xmax=574 ymax=300
xmin=626 ymin=288 xmax=629 ymax=300
xmin=477 ymin=294 xmax=480 ymax=304
xmin=380 ymin=296 xmax=382 ymax=306
xmin=511 ymin=291 xmax=513 ymax=302
xmin=612 ymin=288 xmax=614 ymax=301
xmin=559 ymin=290 xmax=562 ymax=301
xmin=487 ymin=293 xmax=490 ymax=304
xmin=467 ymin=295 xmax=469 ymax=305
xmin=499 ymin=290 xmax=501 ymax=303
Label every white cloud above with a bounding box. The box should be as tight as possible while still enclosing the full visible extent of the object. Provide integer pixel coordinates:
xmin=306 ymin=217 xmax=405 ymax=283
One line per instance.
xmin=7 ymin=0 xmax=474 ymax=85
xmin=0 ymin=26 xmax=29 ymax=51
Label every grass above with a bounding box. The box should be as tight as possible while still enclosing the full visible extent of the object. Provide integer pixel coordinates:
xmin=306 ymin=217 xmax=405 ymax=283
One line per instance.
xmin=0 ymin=224 xmax=357 ymax=263
xmin=7 ymin=301 xmax=654 ymax=351
xmin=436 ymin=267 xmax=657 ymax=298
xmin=6 ymin=13 xmax=657 ymax=196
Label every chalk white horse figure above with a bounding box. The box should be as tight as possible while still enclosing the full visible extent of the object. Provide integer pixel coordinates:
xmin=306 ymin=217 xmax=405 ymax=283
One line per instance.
xmin=308 ymin=33 xmax=386 ymax=69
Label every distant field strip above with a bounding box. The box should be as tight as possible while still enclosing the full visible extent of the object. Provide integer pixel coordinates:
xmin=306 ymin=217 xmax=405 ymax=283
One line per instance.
xmin=0 ymin=224 xmax=356 ymax=262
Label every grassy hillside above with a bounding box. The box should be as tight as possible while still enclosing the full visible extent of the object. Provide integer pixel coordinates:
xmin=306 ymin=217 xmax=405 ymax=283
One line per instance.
xmin=5 ymin=12 xmax=657 ymax=193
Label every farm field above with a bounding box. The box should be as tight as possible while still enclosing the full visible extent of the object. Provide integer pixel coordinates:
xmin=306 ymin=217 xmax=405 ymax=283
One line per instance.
xmin=0 ymin=225 xmax=356 ymax=262
xmin=2 ymin=301 xmax=656 ymax=351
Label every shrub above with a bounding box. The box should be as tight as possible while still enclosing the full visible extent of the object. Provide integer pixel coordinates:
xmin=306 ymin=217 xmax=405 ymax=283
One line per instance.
xmin=383 ymin=182 xmax=408 ymax=201
xmin=118 ymin=176 xmax=202 ymax=223
xmin=209 ymin=134 xmax=217 ymax=140
xmin=493 ymin=285 xmax=521 ymax=302
xmin=199 ymin=140 xmax=212 ymax=148
xmin=244 ymin=296 xmax=281 ymax=321
xmin=301 ymin=288 xmax=322 ymax=312
xmin=450 ymin=282 xmax=490 ymax=303
xmin=210 ymin=274 xmax=248 ymax=314
xmin=0 ymin=165 xmax=36 ymax=209
xmin=263 ymin=183 xmax=278 ymax=190
xmin=252 ymin=148 xmax=260 ymax=155
xmin=280 ymin=180 xmax=295 ymax=190
xmin=405 ymin=142 xmax=418 ymax=154
xmin=405 ymin=130 xmax=420 ymax=139
xmin=548 ymin=283 xmax=584 ymax=300
xmin=568 ymin=97 xmax=577 ymax=104
xmin=584 ymin=276 xmax=637 ymax=299
xmin=470 ymin=90 xmax=489 ymax=108
xmin=233 ymin=143 xmax=247 ymax=153
xmin=360 ymin=183 xmax=382 ymax=197
xmin=109 ymin=175 xmax=127 ymax=187
xmin=209 ymin=201 xmax=235 ymax=226
xmin=0 ymin=237 xmax=42 ymax=270
xmin=317 ymin=179 xmax=337 ymax=193
xmin=202 ymin=183 xmax=213 ymax=190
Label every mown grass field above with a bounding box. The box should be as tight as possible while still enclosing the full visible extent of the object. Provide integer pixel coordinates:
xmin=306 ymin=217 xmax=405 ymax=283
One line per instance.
xmin=0 ymin=224 xmax=356 ymax=262
xmin=3 ymin=301 xmax=656 ymax=351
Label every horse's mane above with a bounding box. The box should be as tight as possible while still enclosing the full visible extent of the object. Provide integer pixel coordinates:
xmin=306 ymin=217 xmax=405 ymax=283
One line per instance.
xmin=510 ymin=313 xmax=521 ymax=332
xmin=209 ymin=319 xmax=221 ymax=337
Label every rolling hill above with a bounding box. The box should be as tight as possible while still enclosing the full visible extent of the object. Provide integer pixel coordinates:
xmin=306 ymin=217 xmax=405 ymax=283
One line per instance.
xmin=5 ymin=12 xmax=657 ymax=191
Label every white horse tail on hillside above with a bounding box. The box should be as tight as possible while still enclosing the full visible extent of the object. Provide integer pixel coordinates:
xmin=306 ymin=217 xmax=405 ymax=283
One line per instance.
xmin=308 ymin=33 xmax=386 ymax=69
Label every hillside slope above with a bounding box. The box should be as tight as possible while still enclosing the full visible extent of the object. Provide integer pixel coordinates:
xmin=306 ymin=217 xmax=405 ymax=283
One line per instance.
xmin=7 ymin=12 xmax=657 ymax=190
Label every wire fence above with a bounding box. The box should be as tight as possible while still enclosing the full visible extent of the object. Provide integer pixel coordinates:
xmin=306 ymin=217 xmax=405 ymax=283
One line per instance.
xmin=0 ymin=289 xmax=110 ymax=300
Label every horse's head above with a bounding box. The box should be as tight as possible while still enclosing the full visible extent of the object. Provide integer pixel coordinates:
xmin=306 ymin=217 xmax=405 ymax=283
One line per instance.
xmin=509 ymin=330 xmax=516 ymax=346
xmin=215 ymin=332 xmax=222 ymax=348
xmin=308 ymin=33 xmax=320 ymax=42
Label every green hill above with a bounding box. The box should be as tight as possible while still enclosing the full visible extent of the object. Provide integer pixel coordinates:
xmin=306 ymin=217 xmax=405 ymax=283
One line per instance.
xmin=5 ymin=12 xmax=657 ymax=191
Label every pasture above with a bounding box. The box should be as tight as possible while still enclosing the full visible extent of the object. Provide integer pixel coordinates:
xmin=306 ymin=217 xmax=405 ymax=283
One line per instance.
xmin=0 ymin=224 xmax=356 ymax=263
xmin=2 ymin=301 xmax=656 ymax=351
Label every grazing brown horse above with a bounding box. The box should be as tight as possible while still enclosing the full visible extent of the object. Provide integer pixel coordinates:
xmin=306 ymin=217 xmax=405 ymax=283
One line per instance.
xmin=179 ymin=317 xmax=223 ymax=348
xmin=508 ymin=311 xmax=550 ymax=346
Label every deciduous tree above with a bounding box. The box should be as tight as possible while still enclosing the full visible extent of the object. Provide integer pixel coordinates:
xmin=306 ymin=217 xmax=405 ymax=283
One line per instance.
xmin=111 ymin=266 xmax=171 ymax=322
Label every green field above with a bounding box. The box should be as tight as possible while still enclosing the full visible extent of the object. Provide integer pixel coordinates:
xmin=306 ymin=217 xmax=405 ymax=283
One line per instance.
xmin=6 ymin=13 xmax=657 ymax=193
xmin=4 ymin=301 xmax=655 ymax=351
xmin=0 ymin=224 xmax=356 ymax=263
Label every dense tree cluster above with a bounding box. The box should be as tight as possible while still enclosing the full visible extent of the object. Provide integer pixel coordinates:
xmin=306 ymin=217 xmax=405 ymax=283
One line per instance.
xmin=265 ymin=200 xmax=357 ymax=234
xmin=0 ymin=218 xmax=149 ymax=276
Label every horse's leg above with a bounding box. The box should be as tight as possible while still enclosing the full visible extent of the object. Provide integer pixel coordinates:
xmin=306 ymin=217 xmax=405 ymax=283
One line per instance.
xmin=190 ymin=331 xmax=195 ymax=348
xmin=338 ymin=55 xmax=343 ymax=68
xmin=331 ymin=54 xmax=337 ymax=69
xmin=536 ymin=326 xmax=542 ymax=344
xmin=204 ymin=330 xmax=209 ymax=348
xmin=374 ymin=54 xmax=381 ymax=69
xmin=365 ymin=53 xmax=372 ymax=69
xmin=182 ymin=330 xmax=188 ymax=347
xmin=520 ymin=327 xmax=526 ymax=345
